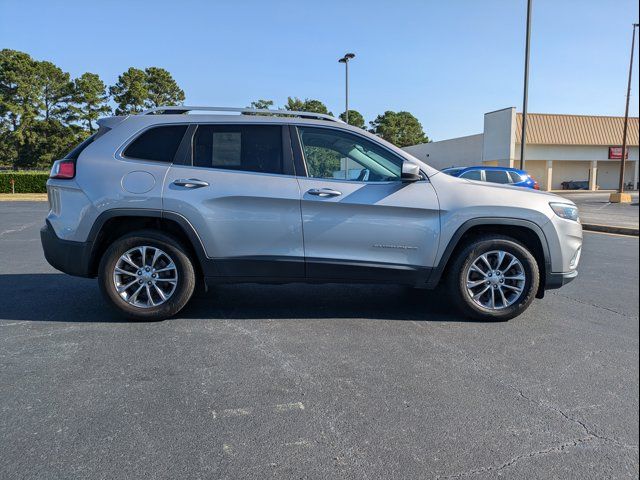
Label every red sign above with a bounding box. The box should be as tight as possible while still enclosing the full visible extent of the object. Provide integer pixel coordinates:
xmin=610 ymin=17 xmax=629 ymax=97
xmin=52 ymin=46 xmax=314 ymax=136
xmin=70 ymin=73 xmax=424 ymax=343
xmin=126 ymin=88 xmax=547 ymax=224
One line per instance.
xmin=609 ymin=146 xmax=629 ymax=159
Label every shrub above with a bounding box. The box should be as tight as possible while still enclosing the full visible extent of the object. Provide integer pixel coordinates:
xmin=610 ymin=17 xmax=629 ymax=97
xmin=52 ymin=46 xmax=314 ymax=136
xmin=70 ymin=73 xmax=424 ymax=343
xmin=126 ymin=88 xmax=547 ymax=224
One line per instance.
xmin=0 ymin=171 xmax=50 ymax=193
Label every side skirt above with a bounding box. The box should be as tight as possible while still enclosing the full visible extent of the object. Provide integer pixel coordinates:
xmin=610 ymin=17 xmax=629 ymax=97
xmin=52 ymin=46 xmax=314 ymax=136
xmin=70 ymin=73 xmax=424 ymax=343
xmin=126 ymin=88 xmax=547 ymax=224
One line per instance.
xmin=203 ymin=256 xmax=433 ymax=287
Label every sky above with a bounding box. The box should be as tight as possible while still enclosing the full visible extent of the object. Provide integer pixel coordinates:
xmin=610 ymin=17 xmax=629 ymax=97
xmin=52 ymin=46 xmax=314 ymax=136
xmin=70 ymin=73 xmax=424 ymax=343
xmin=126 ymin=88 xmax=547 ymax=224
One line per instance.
xmin=1 ymin=0 xmax=638 ymax=141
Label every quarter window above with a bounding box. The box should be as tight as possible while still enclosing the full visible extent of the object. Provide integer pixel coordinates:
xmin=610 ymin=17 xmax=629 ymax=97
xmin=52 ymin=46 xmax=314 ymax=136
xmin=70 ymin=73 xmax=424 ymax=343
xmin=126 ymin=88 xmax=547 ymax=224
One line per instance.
xmin=193 ymin=125 xmax=283 ymax=174
xmin=124 ymin=125 xmax=188 ymax=162
xmin=484 ymin=170 xmax=511 ymax=184
xmin=297 ymin=126 xmax=402 ymax=182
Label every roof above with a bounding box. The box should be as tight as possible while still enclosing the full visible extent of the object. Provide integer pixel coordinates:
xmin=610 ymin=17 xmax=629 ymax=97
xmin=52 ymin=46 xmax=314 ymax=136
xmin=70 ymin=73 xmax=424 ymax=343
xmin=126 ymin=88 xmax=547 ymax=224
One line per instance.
xmin=515 ymin=113 xmax=639 ymax=146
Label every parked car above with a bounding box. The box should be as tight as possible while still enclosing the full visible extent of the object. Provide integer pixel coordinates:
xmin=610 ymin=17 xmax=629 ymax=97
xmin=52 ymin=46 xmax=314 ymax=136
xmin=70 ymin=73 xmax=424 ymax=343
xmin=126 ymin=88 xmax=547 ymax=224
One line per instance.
xmin=442 ymin=166 xmax=540 ymax=190
xmin=40 ymin=106 xmax=582 ymax=322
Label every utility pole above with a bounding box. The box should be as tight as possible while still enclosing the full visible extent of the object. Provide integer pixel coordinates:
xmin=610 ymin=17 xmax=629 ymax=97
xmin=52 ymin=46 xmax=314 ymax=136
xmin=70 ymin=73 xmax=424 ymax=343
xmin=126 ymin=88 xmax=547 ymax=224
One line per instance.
xmin=520 ymin=0 xmax=532 ymax=170
xmin=611 ymin=23 xmax=639 ymax=203
xmin=338 ymin=53 xmax=355 ymax=124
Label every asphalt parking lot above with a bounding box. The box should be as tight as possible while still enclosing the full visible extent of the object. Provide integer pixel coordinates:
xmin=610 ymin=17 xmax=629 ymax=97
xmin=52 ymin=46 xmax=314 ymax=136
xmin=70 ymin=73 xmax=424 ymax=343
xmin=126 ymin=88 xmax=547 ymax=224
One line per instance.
xmin=1 ymin=202 xmax=638 ymax=479
xmin=559 ymin=192 xmax=639 ymax=230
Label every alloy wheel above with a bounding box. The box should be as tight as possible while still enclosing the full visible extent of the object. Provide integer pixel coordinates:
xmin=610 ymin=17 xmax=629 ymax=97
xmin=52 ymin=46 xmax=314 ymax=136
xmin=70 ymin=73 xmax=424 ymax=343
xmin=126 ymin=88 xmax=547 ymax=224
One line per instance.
xmin=465 ymin=250 xmax=526 ymax=310
xmin=113 ymin=246 xmax=178 ymax=308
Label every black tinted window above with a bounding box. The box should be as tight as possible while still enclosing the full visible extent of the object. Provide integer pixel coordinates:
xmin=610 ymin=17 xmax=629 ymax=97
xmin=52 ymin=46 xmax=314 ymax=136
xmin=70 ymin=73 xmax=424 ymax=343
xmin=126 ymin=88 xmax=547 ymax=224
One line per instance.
xmin=484 ymin=170 xmax=511 ymax=184
xmin=460 ymin=170 xmax=482 ymax=180
xmin=124 ymin=125 xmax=187 ymax=162
xmin=193 ymin=125 xmax=283 ymax=174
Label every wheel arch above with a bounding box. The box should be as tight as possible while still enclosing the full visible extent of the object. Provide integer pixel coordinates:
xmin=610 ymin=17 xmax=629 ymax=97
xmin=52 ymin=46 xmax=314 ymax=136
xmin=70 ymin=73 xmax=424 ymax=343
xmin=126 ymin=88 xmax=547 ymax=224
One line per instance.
xmin=427 ymin=218 xmax=551 ymax=297
xmin=87 ymin=209 xmax=210 ymax=278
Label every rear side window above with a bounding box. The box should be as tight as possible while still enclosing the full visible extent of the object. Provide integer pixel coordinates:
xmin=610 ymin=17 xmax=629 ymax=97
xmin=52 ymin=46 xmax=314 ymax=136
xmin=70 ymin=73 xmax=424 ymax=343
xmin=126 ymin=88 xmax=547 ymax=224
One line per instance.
xmin=64 ymin=126 xmax=111 ymax=160
xmin=485 ymin=170 xmax=511 ymax=184
xmin=460 ymin=170 xmax=482 ymax=180
xmin=192 ymin=125 xmax=283 ymax=174
xmin=124 ymin=125 xmax=188 ymax=162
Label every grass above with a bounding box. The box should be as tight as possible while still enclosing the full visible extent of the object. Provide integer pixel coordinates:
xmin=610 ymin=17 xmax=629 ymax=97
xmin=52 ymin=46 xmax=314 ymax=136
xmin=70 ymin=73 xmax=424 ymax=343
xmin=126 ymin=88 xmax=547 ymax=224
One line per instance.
xmin=0 ymin=193 xmax=48 ymax=201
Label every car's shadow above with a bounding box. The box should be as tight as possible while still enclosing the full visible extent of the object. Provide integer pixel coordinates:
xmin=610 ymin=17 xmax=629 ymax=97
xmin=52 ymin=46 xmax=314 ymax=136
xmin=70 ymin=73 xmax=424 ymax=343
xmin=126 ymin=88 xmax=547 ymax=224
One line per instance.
xmin=0 ymin=273 xmax=479 ymax=323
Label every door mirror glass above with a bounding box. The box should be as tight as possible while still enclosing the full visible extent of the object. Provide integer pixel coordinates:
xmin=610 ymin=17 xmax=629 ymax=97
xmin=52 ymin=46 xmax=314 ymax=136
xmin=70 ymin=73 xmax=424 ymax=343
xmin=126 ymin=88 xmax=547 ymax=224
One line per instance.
xmin=401 ymin=161 xmax=421 ymax=182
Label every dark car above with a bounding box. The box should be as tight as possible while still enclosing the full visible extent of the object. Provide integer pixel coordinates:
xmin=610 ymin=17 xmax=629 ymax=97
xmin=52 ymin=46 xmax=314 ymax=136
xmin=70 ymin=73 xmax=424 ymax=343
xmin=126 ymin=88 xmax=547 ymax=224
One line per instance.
xmin=442 ymin=166 xmax=540 ymax=190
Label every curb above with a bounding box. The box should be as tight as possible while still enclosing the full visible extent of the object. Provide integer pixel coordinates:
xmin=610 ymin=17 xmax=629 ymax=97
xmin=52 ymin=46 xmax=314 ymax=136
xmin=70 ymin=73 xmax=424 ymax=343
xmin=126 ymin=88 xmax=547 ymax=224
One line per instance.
xmin=582 ymin=223 xmax=639 ymax=236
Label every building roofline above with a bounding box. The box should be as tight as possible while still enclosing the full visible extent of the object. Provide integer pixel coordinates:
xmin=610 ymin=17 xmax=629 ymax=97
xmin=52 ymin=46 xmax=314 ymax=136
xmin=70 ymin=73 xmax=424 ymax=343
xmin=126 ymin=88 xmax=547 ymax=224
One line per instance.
xmin=484 ymin=107 xmax=515 ymax=116
xmin=515 ymin=111 xmax=639 ymax=120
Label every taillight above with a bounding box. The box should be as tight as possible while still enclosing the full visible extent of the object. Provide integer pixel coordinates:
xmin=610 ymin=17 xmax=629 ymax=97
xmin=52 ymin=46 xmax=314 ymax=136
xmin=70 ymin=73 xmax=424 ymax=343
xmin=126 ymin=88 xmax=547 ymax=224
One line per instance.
xmin=530 ymin=176 xmax=540 ymax=190
xmin=50 ymin=159 xmax=75 ymax=179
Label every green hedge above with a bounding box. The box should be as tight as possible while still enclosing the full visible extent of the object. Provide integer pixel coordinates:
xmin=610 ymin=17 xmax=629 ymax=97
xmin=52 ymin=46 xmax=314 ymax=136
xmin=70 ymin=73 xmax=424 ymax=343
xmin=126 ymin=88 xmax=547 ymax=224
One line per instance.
xmin=0 ymin=171 xmax=50 ymax=193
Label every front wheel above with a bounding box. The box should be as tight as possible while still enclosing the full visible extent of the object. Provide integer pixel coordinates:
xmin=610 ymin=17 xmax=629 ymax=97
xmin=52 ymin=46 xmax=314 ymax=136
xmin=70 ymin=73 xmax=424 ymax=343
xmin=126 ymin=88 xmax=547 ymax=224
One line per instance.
xmin=447 ymin=235 xmax=540 ymax=321
xmin=98 ymin=230 xmax=196 ymax=321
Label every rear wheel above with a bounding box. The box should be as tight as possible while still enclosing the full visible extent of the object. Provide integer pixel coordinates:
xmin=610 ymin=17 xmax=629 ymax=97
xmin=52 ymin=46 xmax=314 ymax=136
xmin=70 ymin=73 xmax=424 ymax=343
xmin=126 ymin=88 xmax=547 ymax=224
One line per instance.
xmin=447 ymin=235 xmax=539 ymax=321
xmin=98 ymin=230 xmax=196 ymax=321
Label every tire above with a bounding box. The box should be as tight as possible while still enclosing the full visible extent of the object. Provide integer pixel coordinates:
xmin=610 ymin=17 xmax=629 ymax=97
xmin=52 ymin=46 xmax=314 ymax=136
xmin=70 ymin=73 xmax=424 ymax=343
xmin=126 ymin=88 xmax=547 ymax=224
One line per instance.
xmin=446 ymin=235 xmax=540 ymax=321
xmin=98 ymin=230 xmax=196 ymax=321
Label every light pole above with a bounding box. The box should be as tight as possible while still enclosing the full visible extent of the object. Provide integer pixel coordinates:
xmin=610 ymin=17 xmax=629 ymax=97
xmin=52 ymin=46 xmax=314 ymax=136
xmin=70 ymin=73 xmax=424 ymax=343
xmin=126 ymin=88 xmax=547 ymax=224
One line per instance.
xmin=611 ymin=22 xmax=639 ymax=203
xmin=519 ymin=0 xmax=532 ymax=170
xmin=338 ymin=53 xmax=355 ymax=124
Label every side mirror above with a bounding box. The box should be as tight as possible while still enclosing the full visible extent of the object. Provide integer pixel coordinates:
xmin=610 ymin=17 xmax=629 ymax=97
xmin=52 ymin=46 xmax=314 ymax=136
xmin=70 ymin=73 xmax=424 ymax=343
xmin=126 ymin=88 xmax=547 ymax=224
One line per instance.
xmin=401 ymin=161 xmax=421 ymax=182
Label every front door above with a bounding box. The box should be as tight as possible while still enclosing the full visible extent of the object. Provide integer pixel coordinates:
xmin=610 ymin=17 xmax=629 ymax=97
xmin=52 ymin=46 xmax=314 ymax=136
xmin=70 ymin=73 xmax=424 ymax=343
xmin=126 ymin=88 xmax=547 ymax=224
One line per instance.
xmin=293 ymin=126 xmax=440 ymax=283
xmin=163 ymin=123 xmax=304 ymax=278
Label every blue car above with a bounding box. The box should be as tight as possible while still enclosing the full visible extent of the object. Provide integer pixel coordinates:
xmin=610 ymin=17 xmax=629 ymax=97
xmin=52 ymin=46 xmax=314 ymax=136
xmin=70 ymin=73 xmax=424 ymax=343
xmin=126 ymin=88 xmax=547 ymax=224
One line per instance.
xmin=441 ymin=166 xmax=540 ymax=190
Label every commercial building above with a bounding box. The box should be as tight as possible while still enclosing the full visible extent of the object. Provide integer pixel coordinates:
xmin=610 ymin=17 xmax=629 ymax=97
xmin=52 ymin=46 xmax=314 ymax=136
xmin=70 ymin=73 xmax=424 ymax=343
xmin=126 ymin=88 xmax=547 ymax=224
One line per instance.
xmin=404 ymin=107 xmax=639 ymax=191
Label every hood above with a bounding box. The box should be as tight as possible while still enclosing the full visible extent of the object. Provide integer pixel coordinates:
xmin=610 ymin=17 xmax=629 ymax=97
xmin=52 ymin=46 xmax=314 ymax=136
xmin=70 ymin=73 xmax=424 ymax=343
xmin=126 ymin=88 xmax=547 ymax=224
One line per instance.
xmin=430 ymin=170 xmax=577 ymax=210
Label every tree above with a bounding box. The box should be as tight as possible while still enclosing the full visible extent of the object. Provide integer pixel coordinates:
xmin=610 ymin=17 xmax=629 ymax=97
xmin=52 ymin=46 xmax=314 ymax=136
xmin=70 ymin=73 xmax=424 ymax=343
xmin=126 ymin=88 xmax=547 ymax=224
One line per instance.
xmin=14 ymin=119 xmax=86 ymax=169
xmin=109 ymin=67 xmax=148 ymax=115
xmin=144 ymin=67 xmax=185 ymax=109
xmin=248 ymin=99 xmax=274 ymax=110
xmin=339 ymin=109 xmax=365 ymax=128
xmin=38 ymin=61 xmax=73 ymax=121
xmin=70 ymin=73 xmax=111 ymax=133
xmin=0 ymin=49 xmax=43 ymax=131
xmin=285 ymin=97 xmax=332 ymax=115
xmin=369 ymin=111 xmax=429 ymax=147
xmin=243 ymin=99 xmax=274 ymax=116
xmin=0 ymin=49 xmax=44 ymax=167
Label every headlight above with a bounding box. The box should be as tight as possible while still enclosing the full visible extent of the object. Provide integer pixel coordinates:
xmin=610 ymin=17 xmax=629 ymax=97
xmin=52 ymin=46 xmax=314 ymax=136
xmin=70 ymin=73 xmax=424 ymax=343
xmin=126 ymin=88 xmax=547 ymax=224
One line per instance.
xmin=550 ymin=202 xmax=579 ymax=222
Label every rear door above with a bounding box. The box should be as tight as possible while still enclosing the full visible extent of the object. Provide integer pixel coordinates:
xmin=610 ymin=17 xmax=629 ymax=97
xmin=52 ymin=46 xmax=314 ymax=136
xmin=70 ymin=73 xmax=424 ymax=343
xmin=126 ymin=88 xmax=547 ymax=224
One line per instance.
xmin=162 ymin=123 xmax=304 ymax=278
xmin=293 ymin=125 xmax=440 ymax=283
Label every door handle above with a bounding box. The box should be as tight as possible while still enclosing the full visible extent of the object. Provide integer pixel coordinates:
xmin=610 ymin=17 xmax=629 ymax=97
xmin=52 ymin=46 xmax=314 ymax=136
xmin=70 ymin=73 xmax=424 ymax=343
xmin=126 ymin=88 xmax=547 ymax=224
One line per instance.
xmin=307 ymin=188 xmax=342 ymax=197
xmin=172 ymin=178 xmax=209 ymax=188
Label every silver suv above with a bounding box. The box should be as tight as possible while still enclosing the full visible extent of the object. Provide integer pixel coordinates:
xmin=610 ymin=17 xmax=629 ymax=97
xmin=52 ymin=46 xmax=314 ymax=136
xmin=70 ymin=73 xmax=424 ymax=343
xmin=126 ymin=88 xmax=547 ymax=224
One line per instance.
xmin=40 ymin=106 xmax=582 ymax=321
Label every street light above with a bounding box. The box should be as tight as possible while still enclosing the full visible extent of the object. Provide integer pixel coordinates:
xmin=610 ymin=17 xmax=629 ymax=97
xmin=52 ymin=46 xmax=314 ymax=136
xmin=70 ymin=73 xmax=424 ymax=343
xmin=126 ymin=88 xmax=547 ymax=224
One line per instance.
xmin=338 ymin=53 xmax=356 ymax=124
xmin=611 ymin=22 xmax=639 ymax=203
xmin=519 ymin=0 xmax=532 ymax=170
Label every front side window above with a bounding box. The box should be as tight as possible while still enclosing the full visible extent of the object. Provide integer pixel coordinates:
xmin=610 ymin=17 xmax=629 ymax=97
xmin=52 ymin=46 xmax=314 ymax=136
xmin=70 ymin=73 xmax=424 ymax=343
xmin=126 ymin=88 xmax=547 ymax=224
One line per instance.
xmin=297 ymin=126 xmax=402 ymax=182
xmin=193 ymin=125 xmax=283 ymax=174
xmin=509 ymin=171 xmax=525 ymax=183
xmin=484 ymin=170 xmax=511 ymax=184
xmin=460 ymin=170 xmax=482 ymax=180
xmin=124 ymin=125 xmax=188 ymax=162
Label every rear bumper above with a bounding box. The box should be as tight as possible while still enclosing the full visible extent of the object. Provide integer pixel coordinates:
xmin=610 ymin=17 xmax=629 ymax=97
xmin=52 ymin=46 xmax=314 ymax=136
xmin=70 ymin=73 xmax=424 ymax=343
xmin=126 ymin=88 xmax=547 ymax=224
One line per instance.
xmin=545 ymin=269 xmax=578 ymax=289
xmin=40 ymin=221 xmax=93 ymax=277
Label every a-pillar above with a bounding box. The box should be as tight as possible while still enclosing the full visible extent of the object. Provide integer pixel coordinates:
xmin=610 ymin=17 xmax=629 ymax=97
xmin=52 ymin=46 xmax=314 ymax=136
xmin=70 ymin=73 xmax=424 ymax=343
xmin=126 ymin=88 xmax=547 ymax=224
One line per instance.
xmin=589 ymin=160 xmax=598 ymax=191
xmin=545 ymin=160 xmax=553 ymax=191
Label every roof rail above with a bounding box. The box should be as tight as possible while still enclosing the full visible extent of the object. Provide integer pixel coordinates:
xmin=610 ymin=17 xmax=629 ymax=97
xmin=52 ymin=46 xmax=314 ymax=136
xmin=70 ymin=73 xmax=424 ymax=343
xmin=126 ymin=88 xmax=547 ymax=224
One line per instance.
xmin=139 ymin=105 xmax=344 ymax=123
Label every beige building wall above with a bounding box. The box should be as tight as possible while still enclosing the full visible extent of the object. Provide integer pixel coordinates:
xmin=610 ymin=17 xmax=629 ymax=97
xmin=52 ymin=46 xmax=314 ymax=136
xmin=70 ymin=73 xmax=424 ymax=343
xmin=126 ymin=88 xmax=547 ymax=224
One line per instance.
xmin=403 ymin=134 xmax=483 ymax=169
xmin=596 ymin=160 xmax=637 ymax=190
xmin=522 ymin=160 xmax=548 ymax=188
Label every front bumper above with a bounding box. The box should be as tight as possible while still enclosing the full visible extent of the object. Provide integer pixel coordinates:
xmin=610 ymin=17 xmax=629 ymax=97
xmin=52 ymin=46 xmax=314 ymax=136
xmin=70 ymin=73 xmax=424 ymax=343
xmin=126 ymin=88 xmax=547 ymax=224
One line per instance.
xmin=545 ymin=269 xmax=578 ymax=289
xmin=40 ymin=221 xmax=93 ymax=277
